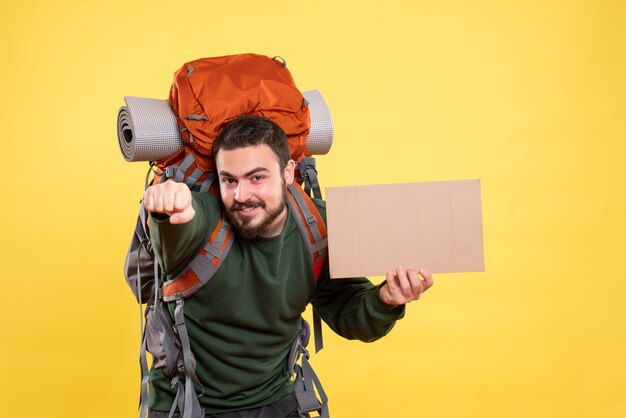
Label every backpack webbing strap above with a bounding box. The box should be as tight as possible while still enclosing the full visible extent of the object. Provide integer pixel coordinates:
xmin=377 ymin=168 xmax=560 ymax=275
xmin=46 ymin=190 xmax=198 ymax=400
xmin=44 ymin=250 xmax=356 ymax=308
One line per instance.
xmin=168 ymin=377 xmax=184 ymax=418
xmin=198 ymin=172 xmax=215 ymax=193
xmin=139 ymin=306 xmax=151 ymax=418
xmin=298 ymin=157 xmax=322 ymax=200
xmin=184 ymin=167 xmax=204 ymax=189
xmin=288 ymin=320 xmax=329 ymax=418
xmin=286 ymin=184 xmax=328 ymax=256
xmin=185 ymin=114 xmax=208 ymax=121
xmin=138 ymin=241 xmax=159 ymax=418
xmin=168 ymin=374 xmax=203 ymax=418
xmin=203 ymin=218 xmax=231 ymax=258
xmin=145 ymin=163 xmax=158 ymax=190
xmin=295 ymin=357 xmax=330 ymax=418
xmin=312 ymin=310 xmax=324 ymax=354
xmin=172 ymin=297 xmax=204 ymax=418
xmin=161 ymin=217 xmax=233 ymax=302
xmin=135 ymin=211 xmax=162 ymax=418
xmin=173 ymin=154 xmax=196 ymax=183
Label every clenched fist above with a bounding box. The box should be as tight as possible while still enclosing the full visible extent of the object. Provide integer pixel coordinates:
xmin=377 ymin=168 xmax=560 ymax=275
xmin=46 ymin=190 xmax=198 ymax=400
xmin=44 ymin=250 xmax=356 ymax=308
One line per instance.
xmin=143 ymin=180 xmax=195 ymax=224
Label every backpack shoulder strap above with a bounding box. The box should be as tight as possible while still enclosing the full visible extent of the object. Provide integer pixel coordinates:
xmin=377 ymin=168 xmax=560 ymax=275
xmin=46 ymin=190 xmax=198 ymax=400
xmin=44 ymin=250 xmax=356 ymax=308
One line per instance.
xmin=161 ymin=214 xmax=234 ymax=302
xmin=286 ymin=182 xmax=328 ymax=279
xmin=286 ymin=182 xmax=328 ymax=353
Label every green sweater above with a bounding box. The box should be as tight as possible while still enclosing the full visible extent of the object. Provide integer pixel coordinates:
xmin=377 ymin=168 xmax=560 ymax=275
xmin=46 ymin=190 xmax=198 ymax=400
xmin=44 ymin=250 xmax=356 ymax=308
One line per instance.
xmin=148 ymin=192 xmax=405 ymax=413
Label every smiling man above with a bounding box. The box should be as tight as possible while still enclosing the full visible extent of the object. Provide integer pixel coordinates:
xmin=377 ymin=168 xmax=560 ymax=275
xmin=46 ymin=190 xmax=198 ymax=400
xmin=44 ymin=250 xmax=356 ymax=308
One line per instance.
xmin=142 ymin=115 xmax=434 ymax=418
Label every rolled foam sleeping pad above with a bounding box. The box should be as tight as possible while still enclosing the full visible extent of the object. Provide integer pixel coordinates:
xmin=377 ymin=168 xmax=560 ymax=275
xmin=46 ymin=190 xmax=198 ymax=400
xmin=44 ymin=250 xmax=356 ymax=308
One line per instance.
xmin=117 ymin=90 xmax=333 ymax=162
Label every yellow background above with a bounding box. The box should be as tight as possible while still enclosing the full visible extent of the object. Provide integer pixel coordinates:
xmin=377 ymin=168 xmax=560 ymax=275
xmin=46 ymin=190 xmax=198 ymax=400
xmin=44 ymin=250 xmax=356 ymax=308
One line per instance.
xmin=1 ymin=0 xmax=624 ymax=417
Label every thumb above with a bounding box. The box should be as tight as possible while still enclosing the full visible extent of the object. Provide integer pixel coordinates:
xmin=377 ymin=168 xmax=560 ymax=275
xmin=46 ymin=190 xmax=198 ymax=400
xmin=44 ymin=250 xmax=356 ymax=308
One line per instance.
xmin=169 ymin=205 xmax=196 ymax=225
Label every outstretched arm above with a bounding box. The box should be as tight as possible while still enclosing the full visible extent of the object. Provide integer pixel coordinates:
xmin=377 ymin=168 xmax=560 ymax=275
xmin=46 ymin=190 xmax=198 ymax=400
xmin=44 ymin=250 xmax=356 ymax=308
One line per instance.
xmin=313 ymin=264 xmax=434 ymax=342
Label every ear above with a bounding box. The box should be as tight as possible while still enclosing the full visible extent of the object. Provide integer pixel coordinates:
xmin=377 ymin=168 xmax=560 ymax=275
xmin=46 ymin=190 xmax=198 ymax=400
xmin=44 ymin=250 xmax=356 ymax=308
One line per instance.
xmin=283 ymin=159 xmax=296 ymax=185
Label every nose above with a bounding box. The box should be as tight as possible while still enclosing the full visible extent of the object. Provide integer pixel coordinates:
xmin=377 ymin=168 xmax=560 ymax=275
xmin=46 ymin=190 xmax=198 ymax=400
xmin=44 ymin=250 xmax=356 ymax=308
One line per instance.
xmin=234 ymin=181 xmax=250 ymax=202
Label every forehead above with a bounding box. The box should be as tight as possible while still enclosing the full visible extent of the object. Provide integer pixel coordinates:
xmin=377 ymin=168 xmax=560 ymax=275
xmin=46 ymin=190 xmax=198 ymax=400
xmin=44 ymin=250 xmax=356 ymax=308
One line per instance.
xmin=215 ymin=144 xmax=281 ymax=175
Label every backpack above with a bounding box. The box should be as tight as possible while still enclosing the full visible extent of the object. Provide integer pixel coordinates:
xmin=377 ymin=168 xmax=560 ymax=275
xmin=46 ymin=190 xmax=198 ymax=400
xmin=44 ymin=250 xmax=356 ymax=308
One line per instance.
xmin=119 ymin=54 xmax=332 ymax=418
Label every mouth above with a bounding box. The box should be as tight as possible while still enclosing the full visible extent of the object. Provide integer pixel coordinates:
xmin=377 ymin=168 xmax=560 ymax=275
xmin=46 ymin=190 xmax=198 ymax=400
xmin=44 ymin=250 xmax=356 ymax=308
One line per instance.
xmin=237 ymin=206 xmax=259 ymax=215
xmin=231 ymin=201 xmax=265 ymax=217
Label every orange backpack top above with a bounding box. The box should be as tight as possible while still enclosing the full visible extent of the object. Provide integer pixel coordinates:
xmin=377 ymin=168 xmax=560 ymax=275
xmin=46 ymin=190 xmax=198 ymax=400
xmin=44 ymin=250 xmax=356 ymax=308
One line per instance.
xmin=153 ymin=53 xmax=311 ymax=188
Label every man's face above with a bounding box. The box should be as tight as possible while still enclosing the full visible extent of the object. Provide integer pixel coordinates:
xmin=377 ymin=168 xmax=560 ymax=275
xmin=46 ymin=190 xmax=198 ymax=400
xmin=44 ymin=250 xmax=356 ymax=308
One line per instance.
xmin=215 ymin=144 xmax=295 ymax=240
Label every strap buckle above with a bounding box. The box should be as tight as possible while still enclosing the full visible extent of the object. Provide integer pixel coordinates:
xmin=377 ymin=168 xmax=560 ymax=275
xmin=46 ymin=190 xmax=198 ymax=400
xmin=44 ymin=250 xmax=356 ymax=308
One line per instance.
xmin=165 ymin=166 xmax=177 ymax=179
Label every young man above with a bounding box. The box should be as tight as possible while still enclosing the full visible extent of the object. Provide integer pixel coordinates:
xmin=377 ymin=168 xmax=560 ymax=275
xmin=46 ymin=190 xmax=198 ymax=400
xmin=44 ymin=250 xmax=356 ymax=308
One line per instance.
xmin=143 ymin=115 xmax=434 ymax=417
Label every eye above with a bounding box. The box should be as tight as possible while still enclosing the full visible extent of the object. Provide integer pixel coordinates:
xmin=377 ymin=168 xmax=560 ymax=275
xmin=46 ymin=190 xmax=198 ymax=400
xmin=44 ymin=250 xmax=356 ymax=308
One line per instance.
xmin=221 ymin=177 xmax=237 ymax=186
xmin=251 ymin=175 xmax=265 ymax=183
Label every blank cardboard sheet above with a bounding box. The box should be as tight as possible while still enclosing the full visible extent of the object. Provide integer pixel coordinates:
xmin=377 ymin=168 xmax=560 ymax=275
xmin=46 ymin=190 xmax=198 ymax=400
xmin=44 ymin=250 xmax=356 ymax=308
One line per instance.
xmin=326 ymin=179 xmax=485 ymax=278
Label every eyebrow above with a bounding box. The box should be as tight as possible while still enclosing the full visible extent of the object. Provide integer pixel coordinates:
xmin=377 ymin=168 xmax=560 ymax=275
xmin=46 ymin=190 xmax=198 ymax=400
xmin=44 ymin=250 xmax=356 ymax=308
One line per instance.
xmin=219 ymin=167 xmax=270 ymax=178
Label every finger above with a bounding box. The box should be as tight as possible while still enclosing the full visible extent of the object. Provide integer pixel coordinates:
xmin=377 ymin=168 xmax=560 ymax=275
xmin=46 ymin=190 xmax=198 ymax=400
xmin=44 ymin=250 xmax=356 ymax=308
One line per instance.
xmin=419 ymin=268 xmax=434 ymax=291
xmin=173 ymin=186 xmax=191 ymax=214
xmin=395 ymin=265 xmax=413 ymax=299
xmin=406 ymin=266 xmax=424 ymax=300
xmin=162 ymin=190 xmax=174 ymax=214
xmin=153 ymin=189 xmax=164 ymax=213
xmin=143 ymin=189 xmax=155 ymax=212
xmin=170 ymin=204 xmax=196 ymax=225
xmin=385 ymin=270 xmax=399 ymax=295
xmin=381 ymin=271 xmax=400 ymax=305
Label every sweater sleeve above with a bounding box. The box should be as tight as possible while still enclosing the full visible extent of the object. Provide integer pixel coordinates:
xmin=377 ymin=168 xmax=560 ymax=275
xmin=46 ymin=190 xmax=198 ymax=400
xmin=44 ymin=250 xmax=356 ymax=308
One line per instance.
xmin=148 ymin=192 xmax=213 ymax=278
xmin=312 ymin=262 xmax=406 ymax=342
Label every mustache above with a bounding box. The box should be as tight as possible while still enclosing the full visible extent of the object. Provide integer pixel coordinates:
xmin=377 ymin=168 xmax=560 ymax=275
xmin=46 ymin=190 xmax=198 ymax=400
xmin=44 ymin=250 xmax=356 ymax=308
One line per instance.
xmin=230 ymin=200 xmax=266 ymax=211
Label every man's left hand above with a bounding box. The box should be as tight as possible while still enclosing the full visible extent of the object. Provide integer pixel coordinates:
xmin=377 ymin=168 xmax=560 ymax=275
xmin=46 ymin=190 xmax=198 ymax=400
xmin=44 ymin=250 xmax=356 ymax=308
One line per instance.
xmin=379 ymin=266 xmax=434 ymax=306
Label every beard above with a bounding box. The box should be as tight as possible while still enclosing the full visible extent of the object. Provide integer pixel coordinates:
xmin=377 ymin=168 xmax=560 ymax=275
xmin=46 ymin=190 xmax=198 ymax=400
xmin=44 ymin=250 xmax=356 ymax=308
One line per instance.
xmin=225 ymin=187 xmax=287 ymax=240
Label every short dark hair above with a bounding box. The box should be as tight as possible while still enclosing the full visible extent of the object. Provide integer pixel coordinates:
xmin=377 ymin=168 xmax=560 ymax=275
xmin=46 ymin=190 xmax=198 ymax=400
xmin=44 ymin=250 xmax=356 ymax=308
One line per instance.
xmin=213 ymin=115 xmax=291 ymax=171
